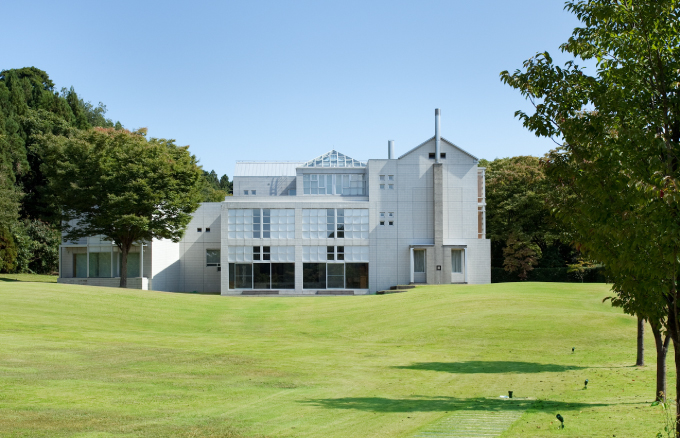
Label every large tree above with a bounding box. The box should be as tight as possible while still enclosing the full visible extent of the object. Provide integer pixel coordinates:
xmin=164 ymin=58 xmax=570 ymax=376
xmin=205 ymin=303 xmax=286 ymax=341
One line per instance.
xmin=43 ymin=127 xmax=203 ymax=287
xmin=501 ymin=0 xmax=680 ymax=428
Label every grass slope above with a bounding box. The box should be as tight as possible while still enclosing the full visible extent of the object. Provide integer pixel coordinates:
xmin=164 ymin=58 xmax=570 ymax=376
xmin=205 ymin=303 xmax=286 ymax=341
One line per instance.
xmin=0 ymin=282 xmax=672 ymax=437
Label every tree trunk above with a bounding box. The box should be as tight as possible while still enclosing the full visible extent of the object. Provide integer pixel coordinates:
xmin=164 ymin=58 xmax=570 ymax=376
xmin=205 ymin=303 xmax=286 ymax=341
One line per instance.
xmin=636 ymin=315 xmax=645 ymax=366
xmin=666 ymin=288 xmax=680 ymax=436
xmin=119 ymin=243 xmax=130 ymax=288
xmin=650 ymin=319 xmax=669 ymax=402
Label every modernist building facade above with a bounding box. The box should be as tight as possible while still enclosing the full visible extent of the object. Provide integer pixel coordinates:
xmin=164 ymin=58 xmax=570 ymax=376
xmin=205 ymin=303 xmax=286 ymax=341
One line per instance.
xmin=57 ymin=110 xmax=491 ymax=294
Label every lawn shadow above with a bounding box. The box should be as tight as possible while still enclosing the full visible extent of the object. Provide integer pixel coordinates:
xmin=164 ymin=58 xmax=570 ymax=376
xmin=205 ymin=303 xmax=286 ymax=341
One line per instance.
xmin=0 ymin=278 xmax=19 ymax=282
xmin=394 ymin=361 xmax=586 ymax=374
xmin=300 ymin=396 xmax=607 ymax=413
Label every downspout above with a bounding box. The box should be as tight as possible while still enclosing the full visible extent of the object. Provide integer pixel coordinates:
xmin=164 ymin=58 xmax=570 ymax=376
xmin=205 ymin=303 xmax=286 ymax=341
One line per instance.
xmin=410 ymin=248 xmax=415 ymax=284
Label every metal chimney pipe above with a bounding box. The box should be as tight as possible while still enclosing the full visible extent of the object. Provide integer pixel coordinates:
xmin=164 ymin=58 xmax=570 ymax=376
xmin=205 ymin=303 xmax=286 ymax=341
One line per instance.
xmin=435 ymin=108 xmax=441 ymax=163
xmin=388 ymin=140 xmax=395 ymax=159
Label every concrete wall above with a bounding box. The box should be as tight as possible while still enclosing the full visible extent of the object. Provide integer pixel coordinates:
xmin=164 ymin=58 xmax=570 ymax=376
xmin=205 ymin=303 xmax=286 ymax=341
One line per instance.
xmin=150 ymin=238 xmax=180 ymax=292
xmin=179 ymin=203 xmax=222 ymax=293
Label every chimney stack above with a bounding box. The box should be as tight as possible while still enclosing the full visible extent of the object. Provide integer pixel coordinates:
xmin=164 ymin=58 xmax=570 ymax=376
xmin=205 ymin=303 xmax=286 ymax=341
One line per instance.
xmin=435 ymin=108 xmax=441 ymax=164
xmin=388 ymin=140 xmax=395 ymax=159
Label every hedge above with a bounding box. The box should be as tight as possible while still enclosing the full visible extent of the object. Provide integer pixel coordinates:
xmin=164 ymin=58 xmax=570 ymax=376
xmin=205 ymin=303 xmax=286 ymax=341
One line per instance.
xmin=491 ymin=266 xmax=607 ymax=283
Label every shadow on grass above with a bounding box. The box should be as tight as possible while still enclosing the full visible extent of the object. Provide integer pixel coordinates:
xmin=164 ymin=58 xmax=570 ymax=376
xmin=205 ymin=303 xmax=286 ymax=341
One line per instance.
xmin=300 ymin=396 xmax=607 ymax=413
xmin=394 ymin=361 xmax=586 ymax=374
xmin=0 ymin=278 xmax=19 ymax=282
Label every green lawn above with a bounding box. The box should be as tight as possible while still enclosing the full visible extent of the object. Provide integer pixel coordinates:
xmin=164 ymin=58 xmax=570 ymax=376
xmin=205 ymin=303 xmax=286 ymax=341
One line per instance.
xmin=0 ymin=273 xmax=57 ymax=283
xmin=0 ymin=282 xmax=671 ymax=437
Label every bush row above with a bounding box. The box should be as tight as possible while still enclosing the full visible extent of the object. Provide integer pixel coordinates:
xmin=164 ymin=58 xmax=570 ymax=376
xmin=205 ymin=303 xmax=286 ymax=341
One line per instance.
xmin=491 ymin=266 xmax=607 ymax=283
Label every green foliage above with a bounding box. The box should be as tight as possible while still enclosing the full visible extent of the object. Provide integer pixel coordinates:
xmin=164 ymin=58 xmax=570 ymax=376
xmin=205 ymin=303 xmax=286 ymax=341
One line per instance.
xmin=43 ymin=127 xmax=204 ymax=286
xmin=0 ymin=227 xmax=18 ymax=273
xmin=502 ymin=0 xmax=680 ymax=429
xmin=200 ymin=169 xmax=232 ymax=201
xmin=481 ymin=156 xmax=576 ymax=275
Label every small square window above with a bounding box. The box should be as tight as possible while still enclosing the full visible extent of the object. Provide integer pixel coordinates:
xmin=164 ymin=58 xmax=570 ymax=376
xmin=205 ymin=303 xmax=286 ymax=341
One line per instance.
xmin=197 ymin=228 xmax=202 ymax=232
xmin=205 ymin=228 xmax=210 ymax=232
xmin=440 ymin=153 xmax=446 ymax=159
xmin=388 ymin=212 xmax=394 ymax=217
xmin=379 ymin=175 xmax=386 ymax=181
xmin=380 ymin=221 xmax=385 ymax=226
xmin=252 ymin=190 xmax=256 ymax=195
xmin=388 ymin=184 xmax=394 ymax=189
xmin=428 ymin=152 xmax=435 ymax=159
xmin=263 ymin=246 xmax=270 ymax=261
xmin=389 ymin=221 xmax=394 ymax=226
xmin=244 ymin=190 xmax=249 ymax=195
xmin=388 ymin=175 xmax=394 ymax=181
xmin=380 ymin=212 xmax=385 ymax=218
xmin=253 ymin=246 xmax=261 ymax=260
xmin=380 ymin=184 xmax=385 ymax=190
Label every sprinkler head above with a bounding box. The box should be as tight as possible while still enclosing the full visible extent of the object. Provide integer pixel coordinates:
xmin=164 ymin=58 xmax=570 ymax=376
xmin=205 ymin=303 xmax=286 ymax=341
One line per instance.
xmin=556 ymin=413 xmax=564 ymax=428
xmin=585 ymin=379 xmax=589 ymax=388
xmin=572 ymin=347 xmax=575 ymax=353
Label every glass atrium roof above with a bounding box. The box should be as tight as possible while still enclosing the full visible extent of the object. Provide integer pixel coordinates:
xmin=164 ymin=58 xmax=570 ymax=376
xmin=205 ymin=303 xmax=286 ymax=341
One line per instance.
xmin=303 ymin=150 xmax=366 ymax=168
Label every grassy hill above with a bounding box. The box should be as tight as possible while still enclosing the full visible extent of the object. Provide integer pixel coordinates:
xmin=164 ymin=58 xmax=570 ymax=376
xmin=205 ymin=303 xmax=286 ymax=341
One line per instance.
xmin=0 ymin=281 xmax=672 ymax=437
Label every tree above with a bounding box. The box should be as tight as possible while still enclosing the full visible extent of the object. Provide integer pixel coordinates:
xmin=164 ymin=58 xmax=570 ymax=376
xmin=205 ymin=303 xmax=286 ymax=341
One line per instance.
xmin=43 ymin=127 xmax=203 ymax=287
xmin=481 ymin=156 xmax=575 ymax=275
xmin=501 ymin=0 xmax=680 ymax=427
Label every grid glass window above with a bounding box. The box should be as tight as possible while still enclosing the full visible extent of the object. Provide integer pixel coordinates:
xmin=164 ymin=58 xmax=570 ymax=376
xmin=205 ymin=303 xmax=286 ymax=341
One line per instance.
xmin=379 ymin=175 xmax=386 ymax=181
xmin=388 ymin=175 xmax=394 ymax=181
xmin=388 ymin=184 xmax=394 ymax=190
xmin=380 ymin=184 xmax=385 ymax=190
xmin=228 ymin=209 xmax=294 ymax=239
xmin=303 ymin=174 xmax=366 ymax=195
xmin=302 ymin=209 xmax=368 ymax=239
xmin=414 ymin=250 xmax=426 ymax=273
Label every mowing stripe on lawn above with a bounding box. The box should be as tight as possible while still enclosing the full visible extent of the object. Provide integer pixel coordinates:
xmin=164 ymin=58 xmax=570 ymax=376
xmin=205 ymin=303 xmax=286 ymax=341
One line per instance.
xmin=411 ymin=408 xmax=525 ymax=438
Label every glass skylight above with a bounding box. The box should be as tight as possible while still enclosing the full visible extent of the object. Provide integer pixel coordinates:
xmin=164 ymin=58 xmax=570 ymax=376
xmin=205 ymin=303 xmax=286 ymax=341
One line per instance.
xmin=303 ymin=150 xmax=366 ymax=168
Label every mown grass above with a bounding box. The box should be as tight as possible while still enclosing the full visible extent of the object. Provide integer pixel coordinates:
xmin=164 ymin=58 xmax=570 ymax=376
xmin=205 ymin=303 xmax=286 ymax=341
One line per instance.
xmin=0 ymin=282 xmax=671 ymax=437
xmin=0 ymin=273 xmax=57 ymax=283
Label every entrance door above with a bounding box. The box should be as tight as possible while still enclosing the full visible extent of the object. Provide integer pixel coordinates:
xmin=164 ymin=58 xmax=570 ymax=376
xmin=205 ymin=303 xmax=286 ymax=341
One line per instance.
xmin=413 ymin=249 xmax=426 ymax=283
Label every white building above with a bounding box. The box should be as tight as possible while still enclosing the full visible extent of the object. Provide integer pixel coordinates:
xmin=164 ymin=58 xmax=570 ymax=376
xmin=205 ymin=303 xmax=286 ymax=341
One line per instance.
xmin=57 ymin=110 xmax=490 ymax=294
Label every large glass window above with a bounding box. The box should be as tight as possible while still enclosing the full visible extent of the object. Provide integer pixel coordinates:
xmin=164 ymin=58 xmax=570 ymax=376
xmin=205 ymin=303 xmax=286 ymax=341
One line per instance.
xmin=327 ymin=263 xmax=345 ymax=288
xmin=253 ymin=263 xmax=271 ymax=289
xmin=271 ymin=263 xmax=295 ymax=289
xmin=117 ymin=252 xmax=140 ymax=277
xmin=345 ymin=263 xmax=369 ymax=288
xmin=230 ymin=263 xmax=253 ymax=288
xmin=303 ymin=263 xmax=326 ymax=289
xmin=74 ymin=254 xmax=87 ymax=278
xmin=452 ymin=250 xmax=462 ymax=273
xmin=89 ymin=252 xmax=112 ymax=278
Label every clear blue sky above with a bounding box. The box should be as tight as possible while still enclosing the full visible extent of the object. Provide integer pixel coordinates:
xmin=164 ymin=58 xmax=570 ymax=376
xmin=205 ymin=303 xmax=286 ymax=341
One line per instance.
xmin=4 ymin=0 xmax=586 ymax=179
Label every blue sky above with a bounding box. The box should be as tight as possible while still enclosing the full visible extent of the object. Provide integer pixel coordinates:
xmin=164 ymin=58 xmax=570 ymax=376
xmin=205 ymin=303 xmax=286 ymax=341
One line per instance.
xmin=4 ymin=1 xmax=586 ymax=179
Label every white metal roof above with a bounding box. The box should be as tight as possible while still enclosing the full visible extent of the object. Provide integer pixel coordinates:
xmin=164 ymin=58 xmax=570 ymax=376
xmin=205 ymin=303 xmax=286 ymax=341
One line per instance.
xmin=398 ymin=136 xmax=478 ymax=161
xmin=234 ymin=162 xmax=304 ymax=177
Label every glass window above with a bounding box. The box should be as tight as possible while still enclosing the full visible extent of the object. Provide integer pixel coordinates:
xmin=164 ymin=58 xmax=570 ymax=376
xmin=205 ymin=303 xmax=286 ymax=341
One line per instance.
xmin=252 ymin=190 xmax=256 ymax=195
xmin=388 ymin=212 xmax=394 ymax=217
xmin=197 ymin=228 xmax=202 ymax=232
xmin=327 ymin=263 xmax=344 ymax=288
xmin=337 ymin=246 xmax=344 ymax=261
xmin=414 ymin=250 xmax=426 ymax=273
xmin=327 ymin=209 xmax=335 ymax=238
xmin=233 ymin=263 xmax=252 ymax=288
xmin=205 ymin=228 xmax=210 ymax=232
xmin=244 ymin=190 xmax=249 ymax=195
xmin=253 ymin=263 xmax=270 ymax=289
xmin=380 ymin=212 xmax=385 ymax=218
xmin=379 ymin=175 xmax=386 ymax=181
xmin=388 ymin=184 xmax=394 ymax=190
xmin=263 ymin=246 xmax=270 ymax=261
xmin=345 ymin=263 xmax=368 ymax=289
xmin=74 ymin=253 xmax=87 ymax=278
xmin=303 ymin=263 xmax=326 ymax=289
xmin=380 ymin=221 xmax=385 ymax=226
xmin=271 ymin=263 xmax=295 ymax=289
xmin=452 ymin=250 xmax=463 ymax=273
xmin=206 ymin=249 xmax=220 ymax=266
xmin=388 ymin=175 xmax=394 ymax=181
xmin=327 ymin=246 xmax=334 ymax=260
xmin=380 ymin=184 xmax=385 ymax=190
xmin=389 ymin=221 xmax=394 ymax=226
xmin=88 ymin=252 xmax=112 ymax=278
xmin=253 ymin=246 xmax=261 ymax=261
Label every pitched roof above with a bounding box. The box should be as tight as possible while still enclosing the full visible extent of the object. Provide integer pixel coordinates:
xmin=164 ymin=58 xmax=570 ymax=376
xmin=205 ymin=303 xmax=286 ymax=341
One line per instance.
xmin=303 ymin=150 xmax=366 ymax=168
xmin=398 ymin=136 xmax=478 ymax=161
